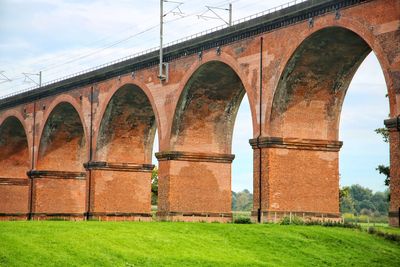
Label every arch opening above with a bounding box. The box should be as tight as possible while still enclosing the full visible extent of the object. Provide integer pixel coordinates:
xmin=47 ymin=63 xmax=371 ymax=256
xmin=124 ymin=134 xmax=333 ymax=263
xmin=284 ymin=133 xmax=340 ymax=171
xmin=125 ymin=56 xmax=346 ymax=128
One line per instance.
xmin=271 ymin=27 xmax=372 ymax=140
xmin=38 ymin=102 xmax=86 ymax=171
xmin=160 ymin=60 xmax=253 ymax=220
xmin=171 ymin=61 xmax=246 ymax=154
xmin=0 ymin=117 xmax=29 ymax=178
xmin=96 ymin=84 xmax=156 ymax=164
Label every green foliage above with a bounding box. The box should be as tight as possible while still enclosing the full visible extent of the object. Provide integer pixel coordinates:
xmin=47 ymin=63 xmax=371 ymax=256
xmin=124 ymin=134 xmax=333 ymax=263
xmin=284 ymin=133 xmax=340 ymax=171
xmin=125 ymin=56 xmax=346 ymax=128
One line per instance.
xmin=151 ymin=167 xmax=158 ymax=205
xmin=376 ymin=165 xmax=390 ymax=186
xmin=368 ymin=227 xmax=400 ymax=242
xmin=233 ymin=217 xmax=252 ymax=224
xmin=342 ymin=213 xmax=388 ymax=224
xmin=231 ymin=189 xmax=253 ymax=211
xmin=339 ymin=186 xmax=355 ymax=213
xmin=339 ymin=184 xmax=389 ymax=216
xmin=45 ymin=217 xmax=68 ymax=221
xmin=375 ymin=127 xmax=390 ymax=186
xmin=280 ymin=216 xmax=304 ymax=225
xmin=1 ymin=221 xmax=400 ymax=266
xmin=374 ymin=128 xmax=389 ymax=143
xmin=303 ymin=220 xmax=362 ymax=230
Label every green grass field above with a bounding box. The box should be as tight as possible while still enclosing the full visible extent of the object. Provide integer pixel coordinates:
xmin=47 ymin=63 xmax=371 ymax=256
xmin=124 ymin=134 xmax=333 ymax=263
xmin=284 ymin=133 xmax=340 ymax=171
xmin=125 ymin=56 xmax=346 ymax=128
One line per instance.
xmin=1 ymin=221 xmax=399 ymax=266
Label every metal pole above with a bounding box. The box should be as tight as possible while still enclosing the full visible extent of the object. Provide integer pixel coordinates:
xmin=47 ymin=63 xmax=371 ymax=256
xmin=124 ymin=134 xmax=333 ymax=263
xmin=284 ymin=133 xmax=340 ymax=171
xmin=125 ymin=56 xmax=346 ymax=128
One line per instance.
xmin=229 ymin=3 xmax=232 ymax=26
xmin=86 ymin=86 xmax=94 ymax=220
xmin=257 ymin=37 xmax=263 ymax=223
xmin=159 ymin=0 xmax=164 ymax=79
xmin=28 ymin=102 xmax=36 ymax=220
xmin=39 ymin=71 xmax=42 ymax=87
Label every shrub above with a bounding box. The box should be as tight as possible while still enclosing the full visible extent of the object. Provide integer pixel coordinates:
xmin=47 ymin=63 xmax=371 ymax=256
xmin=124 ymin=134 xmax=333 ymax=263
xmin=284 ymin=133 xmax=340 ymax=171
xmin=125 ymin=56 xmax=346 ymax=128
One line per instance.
xmin=367 ymin=227 xmax=400 ymax=242
xmin=303 ymin=220 xmax=361 ymax=229
xmin=234 ymin=217 xmax=252 ymax=224
xmin=46 ymin=217 xmax=67 ymax=221
xmin=280 ymin=216 xmax=304 ymax=225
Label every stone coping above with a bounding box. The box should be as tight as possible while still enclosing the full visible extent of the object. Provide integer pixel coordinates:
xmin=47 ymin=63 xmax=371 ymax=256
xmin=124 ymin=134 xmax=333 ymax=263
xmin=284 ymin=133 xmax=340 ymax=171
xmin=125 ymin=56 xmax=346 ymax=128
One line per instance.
xmin=249 ymin=137 xmax=343 ymax=151
xmin=0 ymin=177 xmax=29 ymax=186
xmin=84 ymin=161 xmax=154 ymax=172
xmin=27 ymin=170 xmax=86 ymax=180
xmin=155 ymin=151 xmax=235 ymax=163
xmin=384 ymin=117 xmax=400 ymax=131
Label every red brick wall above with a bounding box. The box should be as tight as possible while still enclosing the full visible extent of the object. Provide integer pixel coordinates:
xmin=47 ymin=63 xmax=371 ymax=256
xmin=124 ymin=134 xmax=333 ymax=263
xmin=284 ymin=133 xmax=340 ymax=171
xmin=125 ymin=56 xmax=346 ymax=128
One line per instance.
xmin=157 ymin=156 xmax=232 ymax=221
xmin=90 ymin=169 xmax=151 ymax=214
xmin=0 ymin=0 xmax=398 ymax=223
xmin=32 ymin=177 xmax=86 ymax=215
xmin=0 ymin=184 xmax=29 ymax=215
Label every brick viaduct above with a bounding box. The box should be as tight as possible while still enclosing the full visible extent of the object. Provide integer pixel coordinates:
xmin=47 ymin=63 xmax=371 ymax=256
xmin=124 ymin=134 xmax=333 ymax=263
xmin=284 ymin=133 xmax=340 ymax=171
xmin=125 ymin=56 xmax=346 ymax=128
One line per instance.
xmin=0 ymin=0 xmax=399 ymax=225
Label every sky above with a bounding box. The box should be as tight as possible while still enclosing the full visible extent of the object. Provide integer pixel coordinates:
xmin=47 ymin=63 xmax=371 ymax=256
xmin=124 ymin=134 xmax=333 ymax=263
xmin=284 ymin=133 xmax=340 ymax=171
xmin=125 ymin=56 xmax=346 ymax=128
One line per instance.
xmin=0 ymin=0 xmax=389 ymax=192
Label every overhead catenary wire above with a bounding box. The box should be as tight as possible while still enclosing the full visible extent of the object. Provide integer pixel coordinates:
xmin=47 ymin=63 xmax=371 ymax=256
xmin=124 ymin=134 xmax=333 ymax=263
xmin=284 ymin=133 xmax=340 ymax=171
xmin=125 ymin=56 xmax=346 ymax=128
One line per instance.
xmin=6 ymin=1 xmax=241 ymax=84
xmin=2 ymin=0 xmax=298 ymax=95
xmin=39 ymin=4 xmax=216 ymax=74
xmin=38 ymin=1 xmax=242 ymax=74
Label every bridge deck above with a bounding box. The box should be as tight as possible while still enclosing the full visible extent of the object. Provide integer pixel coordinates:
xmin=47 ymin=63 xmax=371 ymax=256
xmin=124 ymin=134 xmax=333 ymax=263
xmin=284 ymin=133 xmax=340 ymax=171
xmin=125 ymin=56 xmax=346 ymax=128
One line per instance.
xmin=0 ymin=0 xmax=367 ymax=110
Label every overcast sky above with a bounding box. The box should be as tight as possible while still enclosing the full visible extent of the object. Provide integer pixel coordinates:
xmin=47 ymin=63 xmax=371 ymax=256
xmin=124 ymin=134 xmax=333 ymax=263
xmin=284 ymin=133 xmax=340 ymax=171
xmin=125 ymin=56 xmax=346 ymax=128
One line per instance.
xmin=0 ymin=0 xmax=389 ymax=192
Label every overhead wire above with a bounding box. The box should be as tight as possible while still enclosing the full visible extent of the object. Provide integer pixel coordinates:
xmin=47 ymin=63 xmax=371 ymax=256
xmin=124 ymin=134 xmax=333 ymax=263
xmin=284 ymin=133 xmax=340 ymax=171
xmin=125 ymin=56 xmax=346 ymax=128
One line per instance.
xmin=4 ymin=0 xmax=250 ymax=88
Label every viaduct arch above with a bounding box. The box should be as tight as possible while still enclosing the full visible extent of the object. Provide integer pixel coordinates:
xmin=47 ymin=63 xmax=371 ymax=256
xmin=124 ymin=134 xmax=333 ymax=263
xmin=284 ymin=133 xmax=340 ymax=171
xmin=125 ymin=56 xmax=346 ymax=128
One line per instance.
xmin=0 ymin=116 xmax=30 ymax=219
xmin=0 ymin=0 xmax=398 ymax=225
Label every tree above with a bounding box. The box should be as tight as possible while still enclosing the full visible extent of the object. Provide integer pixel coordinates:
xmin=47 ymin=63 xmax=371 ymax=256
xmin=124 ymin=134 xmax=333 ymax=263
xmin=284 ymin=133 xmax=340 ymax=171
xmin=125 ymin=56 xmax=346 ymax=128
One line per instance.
xmin=339 ymin=184 xmax=389 ymax=215
xmin=339 ymin=186 xmax=355 ymax=213
xmin=231 ymin=190 xmax=253 ymax=211
xmin=151 ymin=167 xmax=158 ymax=205
xmin=231 ymin=191 xmax=237 ymax=211
xmin=376 ymin=165 xmax=390 ymax=186
xmin=375 ymin=127 xmax=390 ymax=186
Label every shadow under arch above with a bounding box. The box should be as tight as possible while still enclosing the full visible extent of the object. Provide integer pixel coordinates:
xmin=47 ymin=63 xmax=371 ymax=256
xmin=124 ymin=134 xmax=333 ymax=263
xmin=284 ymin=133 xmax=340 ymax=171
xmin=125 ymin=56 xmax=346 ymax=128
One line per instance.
xmin=170 ymin=60 xmax=248 ymax=154
xmin=95 ymin=83 xmax=157 ymax=164
xmin=88 ymin=83 xmax=156 ymax=219
xmin=37 ymin=102 xmax=87 ymax=171
xmin=270 ymin=26 xmax=378 ymax=140
xmin=0 ymin=116 xmax=30 ymax=178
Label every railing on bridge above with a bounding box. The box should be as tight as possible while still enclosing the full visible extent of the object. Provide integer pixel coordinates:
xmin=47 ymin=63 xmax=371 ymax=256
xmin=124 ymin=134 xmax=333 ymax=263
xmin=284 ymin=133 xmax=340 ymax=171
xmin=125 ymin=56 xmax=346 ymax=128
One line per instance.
xmin=0 ymin=0 xmax=307 ymax=100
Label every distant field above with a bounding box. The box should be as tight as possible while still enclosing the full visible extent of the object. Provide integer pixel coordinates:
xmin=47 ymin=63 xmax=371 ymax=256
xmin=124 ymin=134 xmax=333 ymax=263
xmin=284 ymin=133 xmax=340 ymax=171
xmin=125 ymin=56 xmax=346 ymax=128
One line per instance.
xmin=1 ymin=221 xmax=399 ymax=266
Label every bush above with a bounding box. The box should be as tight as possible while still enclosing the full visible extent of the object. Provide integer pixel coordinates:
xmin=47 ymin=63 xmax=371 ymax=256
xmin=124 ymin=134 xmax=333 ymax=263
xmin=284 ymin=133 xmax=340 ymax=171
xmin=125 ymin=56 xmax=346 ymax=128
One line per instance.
xmin=280 ymin=216 xmax=304 ymax=225
xmin=46 ymin=217 xmax=67 ymax=221
xmin=303 ymin=220 xmax=361 ymax=230
xmin=342 ymin=213 xmax=388 ymax=224
xmin=234 ymin=217 xmax=252 ymax=224
xmin=367 ymin=227 xmax=400 ymax=242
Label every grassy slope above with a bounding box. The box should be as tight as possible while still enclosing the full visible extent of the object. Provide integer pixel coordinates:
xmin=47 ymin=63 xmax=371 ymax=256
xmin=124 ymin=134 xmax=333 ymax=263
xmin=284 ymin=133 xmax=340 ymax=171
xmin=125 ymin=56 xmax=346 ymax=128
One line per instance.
xmin=0 ymin=222 xmax=399 ymax=267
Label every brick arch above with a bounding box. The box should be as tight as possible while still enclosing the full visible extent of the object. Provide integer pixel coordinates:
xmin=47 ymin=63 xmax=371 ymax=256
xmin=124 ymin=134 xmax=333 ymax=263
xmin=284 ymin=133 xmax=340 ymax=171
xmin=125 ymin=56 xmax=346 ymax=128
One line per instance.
xmin=36 ymin=95 xmax=89 ymax=150
xmin=269 ymin=25 xmax=391 ymax=140
xmin=264 ymin=13 xmax=400 ymax=134
xmin=170 ymin=57 xmax=255 ymax=154
xmin=94 ymin=83 xmax=157 ymax=163
xmin=37 ymin=101 xmax=87 ymax=171
xmin=0 ymin=116 xmax=30 ymax=178
xmin=0 ymin=109 xmax=32 ymax=154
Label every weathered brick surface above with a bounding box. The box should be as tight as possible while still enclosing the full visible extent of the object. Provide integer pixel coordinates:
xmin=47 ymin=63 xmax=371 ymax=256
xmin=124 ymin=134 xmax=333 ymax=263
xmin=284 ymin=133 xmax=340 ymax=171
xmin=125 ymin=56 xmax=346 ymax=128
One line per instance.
xmin=89 ymin=169 xmax=152 ymax=215
xmin=0 ymin=0 xmax=398 ymax=224
xmin=388 ymin=127 xmax=400 ymax=226
xmin=251 ymin=138 xmax=341 ymax=222
xmin=32 ymin=176 xmax=86 ymax=215
xmin=157 ymin=154 xmax=233 ymax=222
xmin=0 ymin=184 xmax=29 ymax=218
